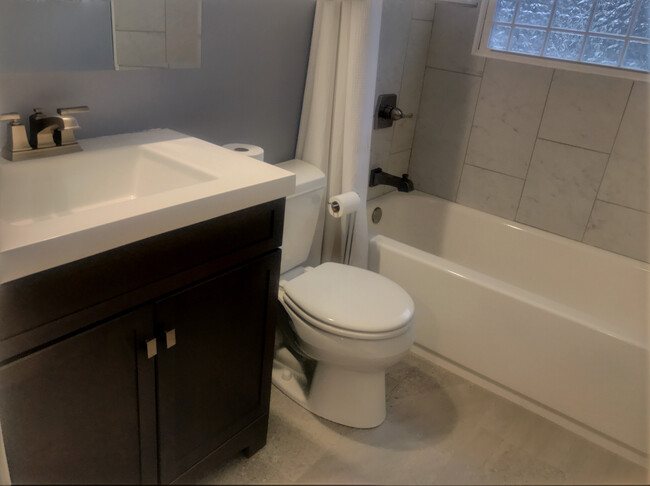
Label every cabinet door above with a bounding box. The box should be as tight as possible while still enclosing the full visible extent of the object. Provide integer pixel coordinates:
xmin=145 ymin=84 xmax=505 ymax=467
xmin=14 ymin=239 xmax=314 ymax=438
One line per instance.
xmin=155 ymin=251 xmax=280 ymax=483
xmin=0 ymin=307 xmax=158 ymax=484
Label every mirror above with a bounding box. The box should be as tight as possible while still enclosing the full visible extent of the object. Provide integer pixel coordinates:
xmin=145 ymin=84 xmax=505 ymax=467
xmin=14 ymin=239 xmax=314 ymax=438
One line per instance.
xmin=0 ymin=0 xmax=201 ymax=74
xmin=112 ymin=0 xmax=201 ymax=70
xmin=0 ymin=0 xmax=114 ymax=73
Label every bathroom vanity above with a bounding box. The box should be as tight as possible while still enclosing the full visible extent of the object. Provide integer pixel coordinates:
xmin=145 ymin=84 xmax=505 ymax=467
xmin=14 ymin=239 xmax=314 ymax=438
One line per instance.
xmin=0 ymin=131 xmax=294 ymax=484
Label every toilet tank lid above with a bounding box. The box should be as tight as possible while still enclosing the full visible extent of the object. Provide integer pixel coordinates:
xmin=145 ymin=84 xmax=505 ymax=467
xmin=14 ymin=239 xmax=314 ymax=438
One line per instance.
xmin=277 ymin=159 xmax=326 ymax=195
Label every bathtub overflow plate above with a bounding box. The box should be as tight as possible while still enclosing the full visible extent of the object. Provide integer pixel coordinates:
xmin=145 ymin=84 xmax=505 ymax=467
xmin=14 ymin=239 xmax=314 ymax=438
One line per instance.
xmin=372 ymin=207 xmax=382 ymax=224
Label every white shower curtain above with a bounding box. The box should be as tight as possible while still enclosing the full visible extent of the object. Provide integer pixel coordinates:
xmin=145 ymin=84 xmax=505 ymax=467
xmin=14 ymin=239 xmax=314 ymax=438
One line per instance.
xmin=0 ymin=420 xmax=10 ymax=485
xmin=296 ymin=0 xmax=382 ymax=269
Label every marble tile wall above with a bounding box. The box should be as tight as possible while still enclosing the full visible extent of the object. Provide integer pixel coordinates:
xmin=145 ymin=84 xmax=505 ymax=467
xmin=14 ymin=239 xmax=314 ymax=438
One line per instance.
xmin=401 ymin=2 xmax=649 ymax=263
xmin=368 ymin=0 xmax=435 ymax=200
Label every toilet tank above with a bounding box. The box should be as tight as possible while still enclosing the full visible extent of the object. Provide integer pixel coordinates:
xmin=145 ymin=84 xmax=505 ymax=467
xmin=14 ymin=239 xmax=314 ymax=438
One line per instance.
xmin=276 ymin=159 xmax=326 ymax=274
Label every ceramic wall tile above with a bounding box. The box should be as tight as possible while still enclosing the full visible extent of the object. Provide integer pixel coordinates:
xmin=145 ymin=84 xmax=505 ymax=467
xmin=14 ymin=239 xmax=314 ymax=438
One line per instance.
xmin=166 ymin=0 xmax=201 ymax=68
xmin=410 ymin=68 xmax=481 ymax=200
xmin=370 ymin=124 xmax=396 ymax=169
xmin=413 ymin=0 xmax=436 ymax=20
xmin=538 ymin=70 xmax=632 ymax=153
xmin=427 ymin=2 xmax=485 ymax=75
xmin=113 ymin=0 xmax=166 ymax=32
xmin=392 ymin=117 xmax=418 ymax=155
xmin=399 ymin=20 xmax=432 ymax=113
xmin=466 ymin=59 xmax=552 ymax=178
xmin=583 ymin=201 xmax=650 ymax=263
xmin=598 ymin=82 xmax=650 ymax=213
xmin=516 ymin=140 xmax=609 ymax=240
xmin=392 ymin=20 xmax=432 ymax=153
xmin=114 ymin=31 xmax=167 ymax=68
xmin=384 ymin=149 xmax=412 ymax=176
xmin=375 ymin=0 xmax=413 ymax=96
xmin=456 ymin=165 xmax=524 ymax=220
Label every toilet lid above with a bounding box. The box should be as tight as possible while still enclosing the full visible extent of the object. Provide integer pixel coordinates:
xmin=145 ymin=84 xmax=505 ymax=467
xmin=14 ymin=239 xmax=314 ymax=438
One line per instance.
xmin=282 ymin=262 xmax=414 ymax=335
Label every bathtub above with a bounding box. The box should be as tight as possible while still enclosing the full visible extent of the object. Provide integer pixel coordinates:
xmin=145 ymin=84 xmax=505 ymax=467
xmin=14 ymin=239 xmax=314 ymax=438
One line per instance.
xmin=367 ymin=190 xmax=649 ymax=462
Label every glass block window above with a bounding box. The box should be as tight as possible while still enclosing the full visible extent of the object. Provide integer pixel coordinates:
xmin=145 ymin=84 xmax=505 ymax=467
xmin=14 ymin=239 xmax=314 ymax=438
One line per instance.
xmin=484 ymin=0 xmax=650 ymax=73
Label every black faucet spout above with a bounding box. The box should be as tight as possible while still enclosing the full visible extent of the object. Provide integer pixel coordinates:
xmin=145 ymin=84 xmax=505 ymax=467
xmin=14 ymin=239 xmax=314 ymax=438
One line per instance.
xmin=369 ymin=168 xmax=414 ymax=192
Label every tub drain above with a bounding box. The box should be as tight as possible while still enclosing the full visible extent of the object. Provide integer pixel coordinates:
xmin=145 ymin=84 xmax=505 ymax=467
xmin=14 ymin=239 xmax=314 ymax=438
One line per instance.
xmin=371 ymin=207 xmax=382 ymax=224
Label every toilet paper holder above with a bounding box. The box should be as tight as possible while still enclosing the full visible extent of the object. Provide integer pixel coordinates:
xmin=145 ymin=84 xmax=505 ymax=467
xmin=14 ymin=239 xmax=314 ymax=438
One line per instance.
xmin=328 ymin=192 xmax=360 ymax=265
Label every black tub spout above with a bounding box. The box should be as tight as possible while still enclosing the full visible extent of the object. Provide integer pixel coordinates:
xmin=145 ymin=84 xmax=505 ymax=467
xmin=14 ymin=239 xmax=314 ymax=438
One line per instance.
xmin=369 ymin=168 xmax=414 ymax=192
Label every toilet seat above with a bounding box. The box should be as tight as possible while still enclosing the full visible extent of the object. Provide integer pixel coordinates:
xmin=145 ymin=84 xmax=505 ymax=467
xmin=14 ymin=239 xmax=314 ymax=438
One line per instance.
xmin=281 ymin=293 xmax=411 ymax=340
xmin=281 ymin=262 xmax=414 ymax=340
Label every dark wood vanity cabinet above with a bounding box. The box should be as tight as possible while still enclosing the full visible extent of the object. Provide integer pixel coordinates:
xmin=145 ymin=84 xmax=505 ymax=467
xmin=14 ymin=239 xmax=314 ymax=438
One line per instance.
xmin=0 ymin=199 xmax=284 ymax=484
xmin=155 ymin=254 xmax=278 ymax=483
xmin=0 ymin=307 xmax=154 ymax=484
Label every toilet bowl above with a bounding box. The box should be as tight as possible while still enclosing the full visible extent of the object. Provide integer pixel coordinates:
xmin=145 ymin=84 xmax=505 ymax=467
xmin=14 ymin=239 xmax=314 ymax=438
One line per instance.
xmin=271 ymin=160 xmax=414 ymax=428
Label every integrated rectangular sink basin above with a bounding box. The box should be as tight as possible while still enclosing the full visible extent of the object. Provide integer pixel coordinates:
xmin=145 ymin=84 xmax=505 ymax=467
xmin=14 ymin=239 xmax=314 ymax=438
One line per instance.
xmin=2 ymin=146 xmax=216 ymax=226
xmin=0 ymin=129 xmax=295 ymax=283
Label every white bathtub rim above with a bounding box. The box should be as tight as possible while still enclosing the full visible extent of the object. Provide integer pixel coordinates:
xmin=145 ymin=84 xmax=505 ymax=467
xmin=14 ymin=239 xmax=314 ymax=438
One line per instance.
xmin=368 ymin=190 xmax=650 ymax=272
xmin=369 ymin=233 xmax=649 ymax=351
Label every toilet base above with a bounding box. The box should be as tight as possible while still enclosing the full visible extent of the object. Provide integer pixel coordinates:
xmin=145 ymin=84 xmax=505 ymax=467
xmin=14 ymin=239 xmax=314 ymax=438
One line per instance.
xmin=272 ymin=358 xmax=386 ymax=429
xmin=309 ymin=363 xmax=386 ymax=428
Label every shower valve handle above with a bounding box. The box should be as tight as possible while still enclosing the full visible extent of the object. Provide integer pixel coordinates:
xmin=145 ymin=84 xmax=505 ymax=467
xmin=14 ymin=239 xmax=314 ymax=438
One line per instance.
xmin=378 ymin=105 xmax=413 ymax=121
xmin=376 ymin=94 xmax=412 ymax=129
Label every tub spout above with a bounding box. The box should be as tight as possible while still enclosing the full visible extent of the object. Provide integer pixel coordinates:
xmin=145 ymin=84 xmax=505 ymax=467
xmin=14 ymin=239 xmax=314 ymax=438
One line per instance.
xmin=369 ymin=168 xmax=414 ymax=192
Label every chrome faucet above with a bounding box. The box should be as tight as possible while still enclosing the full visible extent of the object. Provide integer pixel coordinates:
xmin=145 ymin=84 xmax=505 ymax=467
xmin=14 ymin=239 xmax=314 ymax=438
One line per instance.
xmin=29 ymin=106 xmax=87 ymax=149
xmin=1 ymin=106 xmax=88 ymax=161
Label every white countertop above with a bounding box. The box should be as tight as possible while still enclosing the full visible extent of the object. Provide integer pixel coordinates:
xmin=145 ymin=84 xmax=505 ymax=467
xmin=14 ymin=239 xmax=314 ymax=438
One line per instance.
xmin=0 ymin=129 xmax=295 ymax=283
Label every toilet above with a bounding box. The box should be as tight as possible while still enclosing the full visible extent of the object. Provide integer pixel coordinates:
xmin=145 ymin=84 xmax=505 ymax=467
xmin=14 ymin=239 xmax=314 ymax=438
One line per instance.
xmin=272 ymin=159 xmax=414 ymax=429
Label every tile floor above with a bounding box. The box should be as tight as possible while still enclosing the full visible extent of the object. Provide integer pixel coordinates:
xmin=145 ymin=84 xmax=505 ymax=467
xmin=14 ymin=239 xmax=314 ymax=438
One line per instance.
xmin=199 ymin=353 xmax=649 ymax=485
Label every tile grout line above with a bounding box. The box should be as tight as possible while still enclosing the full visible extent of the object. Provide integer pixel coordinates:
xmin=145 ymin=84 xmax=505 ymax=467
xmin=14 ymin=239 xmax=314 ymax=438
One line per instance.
xmin=594 ymin=196 xmax=650 ymax=215
xmin=513 ymin=67 xmax=556 ymax=223
xmin=579 ymin=81 xmax=635 ymax=242
xmin=464 ymin=162 xmax=526 ymax=181
xmin=404 ymin=19 xmax=435 ymax=154
xmin=535 ymin=137 xmax=614 ymax=155
xmin=406 ymin=8 xmax=438 ymax=177
xmin=453 ymin=60 xmax=486 ymax=202
xmin=391 ymin=19 xmax=434 ymax=158
xmin=389 ymin=15 xmax=416 ymax=155
xmin=424 ymin=65 xmax=484 ymax=78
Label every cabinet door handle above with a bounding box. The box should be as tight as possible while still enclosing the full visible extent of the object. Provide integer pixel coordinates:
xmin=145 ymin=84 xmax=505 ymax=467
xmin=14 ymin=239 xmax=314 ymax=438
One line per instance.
xmin=165 ymin=329 xmax=176 ymax=349
xmin=145 ymin=338 xmax=158 ymax=359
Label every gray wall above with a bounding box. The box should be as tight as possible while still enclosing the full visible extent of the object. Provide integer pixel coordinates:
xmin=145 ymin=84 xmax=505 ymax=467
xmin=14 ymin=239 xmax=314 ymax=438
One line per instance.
xmin=0 ymin=0 xmax=114 ymax=73
xmin=0 ymin=0 xmax=316 ymax=163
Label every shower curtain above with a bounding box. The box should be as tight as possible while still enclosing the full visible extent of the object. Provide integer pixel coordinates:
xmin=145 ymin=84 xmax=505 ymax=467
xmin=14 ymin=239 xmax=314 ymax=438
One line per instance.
xmin=295 ymin=0 xmax=382 ymax=268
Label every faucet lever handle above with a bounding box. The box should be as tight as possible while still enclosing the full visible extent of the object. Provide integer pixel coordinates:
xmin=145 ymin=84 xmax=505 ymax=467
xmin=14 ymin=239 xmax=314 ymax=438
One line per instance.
xmin=0 ymin=112 xmax=21 ymax=123
xmin=57 ymin=106 xmax=89 ymax=116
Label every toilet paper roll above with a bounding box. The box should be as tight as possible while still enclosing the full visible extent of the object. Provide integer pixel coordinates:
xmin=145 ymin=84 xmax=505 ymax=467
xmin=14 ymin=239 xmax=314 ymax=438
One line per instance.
xmin=223 ymin=143 xmax=264 ymax=161
xmin=328 ymin=192 xmax=361 ymax=218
